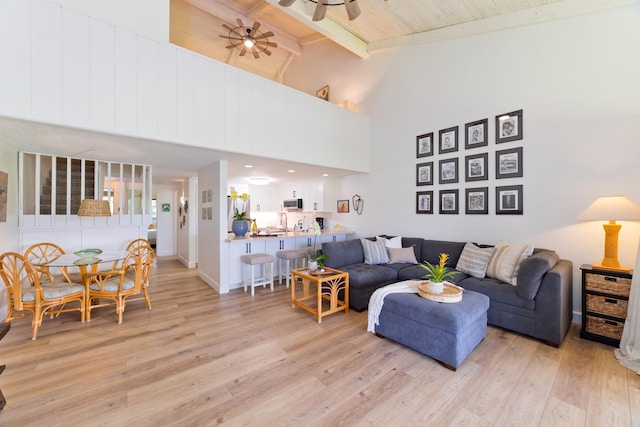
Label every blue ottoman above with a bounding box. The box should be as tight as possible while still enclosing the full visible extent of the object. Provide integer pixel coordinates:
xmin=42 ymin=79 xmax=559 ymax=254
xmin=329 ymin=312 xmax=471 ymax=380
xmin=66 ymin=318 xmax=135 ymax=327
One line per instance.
xmin=375 ymin=290 xmax=490 ymax=370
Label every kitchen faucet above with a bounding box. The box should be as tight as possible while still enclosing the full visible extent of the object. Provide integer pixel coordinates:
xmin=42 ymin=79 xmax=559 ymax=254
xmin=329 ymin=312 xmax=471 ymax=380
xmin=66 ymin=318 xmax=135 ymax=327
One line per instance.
xmin=279 ymin=211 xmax=288 ymax=232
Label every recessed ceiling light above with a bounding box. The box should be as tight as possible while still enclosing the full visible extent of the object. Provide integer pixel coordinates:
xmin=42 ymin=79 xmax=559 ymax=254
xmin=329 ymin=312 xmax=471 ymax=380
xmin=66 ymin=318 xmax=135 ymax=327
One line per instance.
xmin=322 ymin=173 xmax=329 ymax=177
xmin=244 ymin=164 xmax=253 ymax=168
xmin=288 ymin=169 xmax=295 ymax=173
xmin=248 ymin=177 xmax=270 ymax=185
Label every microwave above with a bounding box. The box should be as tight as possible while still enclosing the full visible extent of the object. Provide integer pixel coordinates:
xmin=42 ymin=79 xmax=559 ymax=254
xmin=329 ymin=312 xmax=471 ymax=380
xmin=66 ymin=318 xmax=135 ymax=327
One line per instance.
xmin=283 ymin=198 xmax=303 ymax=210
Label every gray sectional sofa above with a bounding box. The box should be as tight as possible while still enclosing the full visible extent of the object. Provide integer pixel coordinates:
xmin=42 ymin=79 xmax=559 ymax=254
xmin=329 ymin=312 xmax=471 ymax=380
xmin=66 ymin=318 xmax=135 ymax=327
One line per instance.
xmin=321 ymin=236 xmax=573 ymax=346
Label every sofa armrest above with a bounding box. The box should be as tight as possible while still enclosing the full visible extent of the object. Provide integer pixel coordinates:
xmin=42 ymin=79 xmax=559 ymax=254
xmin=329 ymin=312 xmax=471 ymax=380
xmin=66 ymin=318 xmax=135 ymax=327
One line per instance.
xmin=533 ymin=259 xmax=573 ymax=346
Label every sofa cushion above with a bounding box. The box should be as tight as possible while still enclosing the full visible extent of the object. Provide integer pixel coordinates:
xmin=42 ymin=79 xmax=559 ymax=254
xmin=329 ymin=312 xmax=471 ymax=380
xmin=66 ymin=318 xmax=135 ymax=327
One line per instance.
xmin=516 ymin=250 xmax=560 ymax=300
xmin=421 ymin=240 xmax=467 ymax=266
xmin=387 ymin=247 xmax=418 ymax=264
xmin=456 ymin=242 xmax=495 ymax=278
xmin=486 ymin=240 xmax=533 ymax=285
xmin=377 ymin=235 xmax=402 ymax=248
xmin=461 ymin=276 xmax=535 ymax=310
xmin=322 ymin=239 xmax=364 ymax=269
xmin=361 ymin=238 xmax=389 ymax=264
xmin=338 ymin=263 xmax=398 ymax=289
xmin=402 ymin=237 xmax=424 ymax=263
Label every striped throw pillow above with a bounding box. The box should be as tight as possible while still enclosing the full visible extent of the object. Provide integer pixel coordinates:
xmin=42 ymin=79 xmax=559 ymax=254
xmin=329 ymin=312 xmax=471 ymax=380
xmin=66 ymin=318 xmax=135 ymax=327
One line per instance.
xmin=486 ymin=241 xmax=533 ymax=285
xmin=456 ymin=242 xmax=495 ymax=278
xmin=361 ymin=238 xmax=389 ymax=265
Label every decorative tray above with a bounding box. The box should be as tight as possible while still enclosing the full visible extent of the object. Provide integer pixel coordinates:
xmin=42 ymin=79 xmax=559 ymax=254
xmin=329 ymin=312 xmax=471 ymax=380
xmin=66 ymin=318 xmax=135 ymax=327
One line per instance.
xmin=74 ymin=248 xmax=103 ymax=256
xmin=73 ymin=256 xmax=102 ymax=266
xmin=309 ymin=269 xmax=333 ymax=276
xmin=418 ymin=282 xmax=463 ymax=303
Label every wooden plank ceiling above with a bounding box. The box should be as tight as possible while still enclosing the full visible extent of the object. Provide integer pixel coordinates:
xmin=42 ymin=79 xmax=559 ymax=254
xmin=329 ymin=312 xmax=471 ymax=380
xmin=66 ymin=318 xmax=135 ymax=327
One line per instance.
xmin=170 ymin=0 xmax=626 ymax=82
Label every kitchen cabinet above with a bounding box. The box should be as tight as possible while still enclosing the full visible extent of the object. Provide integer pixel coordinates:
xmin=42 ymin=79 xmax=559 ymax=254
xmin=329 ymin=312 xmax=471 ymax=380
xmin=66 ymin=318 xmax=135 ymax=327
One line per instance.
xmin=249 ymin=185 xmax=274 ymax=212
xmin=580 ymin=265 xmax=632 ymax=346
xmin=228 ymin=240 xmax=266 ymax=287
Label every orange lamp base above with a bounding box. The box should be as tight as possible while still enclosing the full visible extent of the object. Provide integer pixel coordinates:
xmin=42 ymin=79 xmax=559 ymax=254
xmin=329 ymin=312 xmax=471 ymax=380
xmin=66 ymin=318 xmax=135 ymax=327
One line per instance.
xmin=592 ymin=221 xmax=630 ymax=272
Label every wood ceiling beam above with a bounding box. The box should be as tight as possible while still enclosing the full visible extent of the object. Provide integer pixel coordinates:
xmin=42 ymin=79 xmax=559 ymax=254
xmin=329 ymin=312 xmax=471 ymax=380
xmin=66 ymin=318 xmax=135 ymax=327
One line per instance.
xmin=184 ymin=0 xmax=302 ymax=56
xmin=264 ymin=0 xmax=369 ymax=59
xmin=369 ymin=0 xmax=640 ymax=53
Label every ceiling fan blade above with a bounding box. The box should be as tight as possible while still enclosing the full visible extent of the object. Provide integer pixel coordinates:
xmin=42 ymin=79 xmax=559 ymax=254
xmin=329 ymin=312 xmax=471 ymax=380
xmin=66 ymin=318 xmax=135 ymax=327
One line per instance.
xmin=251 ymin=21 xmax=261 ymax=33
xmin=252 ymin=49 xmax=259 ymax=59
xmin=222 ymin=23 xmax=244 ymax=38
xmin=256 ymin=45 xmax=273 ymax=56
xmin=344 ymin=0 xmax=361 ymax=21
xmin=225 ymin=45 xmax=237 ymax=49
xmin=312 ymin=2 xmax=328 ymax=22
xmin=219 ymin=35 xmax=244 ymax=41
xmin=236 ymin=19 xmax=245 ymax=29
xmin=279 ymin=0 xmax=296 ymax=6
xmin=253 ymin=31 xmax=274 ymax=40
xmin=239 ymin=48 xmax=247 ymax=56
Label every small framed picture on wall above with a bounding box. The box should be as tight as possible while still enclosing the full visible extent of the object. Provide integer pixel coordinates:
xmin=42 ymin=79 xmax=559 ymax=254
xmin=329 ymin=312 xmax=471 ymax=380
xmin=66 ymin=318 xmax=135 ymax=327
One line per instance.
xmin=439 ymin=158 xmax=458 ymax=184
xmin=465 ymin=187 xmax=488 ymax=214
xmin=416 ymin=132 xmax=434 ymax=158
xmin=465 ymin=153 xmax=488 ymax=182
xmin=416 ymin=191 xmax=433 ymax=214
xmin=496 ymin=109 xmax=523 ymax=143
xmin=465 ymin=118 xmax=488 ymax=149
xmin=439 ymin=189 xmax=459 ymax=214
xmin=416 ymin=162 xmax=433 ymax=186
xmin=496 ymin=147 xmax=523 ymax=179
xmin=439 ymin=126 xmax=458 ymax=154
xmin=496 ymin=185 xmax=523 ymax=215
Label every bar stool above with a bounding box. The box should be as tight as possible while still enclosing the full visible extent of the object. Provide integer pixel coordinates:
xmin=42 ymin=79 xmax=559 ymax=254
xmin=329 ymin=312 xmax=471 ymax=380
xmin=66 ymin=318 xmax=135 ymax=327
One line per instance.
xmin=240 ymin=253 xmax=274 ymax=296
xmin=276 ymin=249 xmax=307 ymax=288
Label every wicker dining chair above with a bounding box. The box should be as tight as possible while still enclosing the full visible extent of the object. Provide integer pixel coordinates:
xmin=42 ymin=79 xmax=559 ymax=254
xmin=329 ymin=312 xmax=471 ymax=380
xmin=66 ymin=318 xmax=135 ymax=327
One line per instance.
xmin=87 ymin=244 xmax=154 ymax=324
xmin=23 ymin=242 xmax=82 ymax=284
xmin=0 ymin=252 xmax=86 ymax=340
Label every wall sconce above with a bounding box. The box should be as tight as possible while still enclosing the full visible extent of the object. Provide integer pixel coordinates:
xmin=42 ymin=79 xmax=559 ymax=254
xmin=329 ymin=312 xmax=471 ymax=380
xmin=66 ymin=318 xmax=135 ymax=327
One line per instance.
xmin=77 ymin=199 xmax=111 ymax=217
xmin=577 ymin=195 xmax=640 ymax=271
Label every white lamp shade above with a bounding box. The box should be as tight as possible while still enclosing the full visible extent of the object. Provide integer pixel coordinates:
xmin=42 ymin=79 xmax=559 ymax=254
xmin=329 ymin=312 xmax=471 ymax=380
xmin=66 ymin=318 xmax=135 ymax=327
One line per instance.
xmin=577 ymin=196 xmax=640 ymax=221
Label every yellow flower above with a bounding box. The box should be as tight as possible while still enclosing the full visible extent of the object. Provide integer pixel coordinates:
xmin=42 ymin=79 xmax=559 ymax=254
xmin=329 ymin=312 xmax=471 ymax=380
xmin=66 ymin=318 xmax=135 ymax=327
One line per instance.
xmin=240 ymin=193 xmax=250 ymax=201
xmin=438 ymin=253 xmax=449 ymax=268
xmin=230 ymin=189 xmax=239 ymax=200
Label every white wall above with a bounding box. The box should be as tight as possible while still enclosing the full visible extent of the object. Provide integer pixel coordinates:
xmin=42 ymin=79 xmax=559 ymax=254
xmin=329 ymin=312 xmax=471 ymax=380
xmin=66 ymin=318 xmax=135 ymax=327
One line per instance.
xmin=286 ymin=5 xmax=640 ymax=322
xmin=156 ymin=189 xmax=177 ymax=257
xmin=176 ymin=177 xmax=198 ymax=268
xmin=45 ymin=0 xmax=169 ymax=43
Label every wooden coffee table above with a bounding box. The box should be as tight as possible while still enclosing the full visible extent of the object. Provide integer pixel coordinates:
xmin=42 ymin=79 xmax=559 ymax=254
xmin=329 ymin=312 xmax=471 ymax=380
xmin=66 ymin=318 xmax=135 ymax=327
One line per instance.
xmin=291 ymin=267 xmax=349 ymax=323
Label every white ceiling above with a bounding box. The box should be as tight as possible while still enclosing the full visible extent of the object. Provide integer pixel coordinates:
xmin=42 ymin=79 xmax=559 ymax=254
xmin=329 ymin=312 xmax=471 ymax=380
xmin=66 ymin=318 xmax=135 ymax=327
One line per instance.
xmin=3 ymin=0 xmax=630 ymax=186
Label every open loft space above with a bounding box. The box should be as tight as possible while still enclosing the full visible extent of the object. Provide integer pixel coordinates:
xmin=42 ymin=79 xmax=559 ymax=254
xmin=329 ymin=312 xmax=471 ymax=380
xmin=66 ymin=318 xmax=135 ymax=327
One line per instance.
xmin=0 ymin=0 xmax=639 ymax=423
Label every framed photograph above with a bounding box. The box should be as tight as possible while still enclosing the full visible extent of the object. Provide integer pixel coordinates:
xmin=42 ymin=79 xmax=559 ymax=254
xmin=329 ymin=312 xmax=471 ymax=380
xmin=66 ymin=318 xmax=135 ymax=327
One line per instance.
xmin=465 ymin=153 xmax=488 ymax=182
xmin=465 ymin=187 xmax=488 ymax=214
xmin=207 ymin=189 xmax=212 ymax=203
xmin=337 ymin=199 xmax=349 ymax=213
xmin=207 ymin=207 xmax=213 ymax=220
xmin=439 ymin=158 xmax=459 ymax=184
xmin=162 ymin=203 xmax=170 ymax=213
xmin=0 ymin=170 xmax=7 ymax=222
xmin=416 ymin=162 xmax=434 ymax=186
xmin=439 ymin=189 xmax=459 ymax=214
xmin=439 ymin=126 xmax=458 ymax=154
xmin=496 ymin=109 xmax=523 ymax=143
xmin=178 ymin=206 xmax=182 ymax=217
xmin=416 ymin=191 xmax=433 ymax=214
xmin=496 ymin=185 xmax=523 ymax=215
xmin=416 ymin=133 xmax=434 ymax=158
xmin=202 ymin=191 xmax=206 ymax=203
xmin=202 ymin=208 xmax=206 ymax=220
xmin=465 ymin=119 xmax=488 ymax=149
xmin=496 ymin=147 xmax=523 ymax=179
xmin=316 ymin=85 xmax=329 ymax=101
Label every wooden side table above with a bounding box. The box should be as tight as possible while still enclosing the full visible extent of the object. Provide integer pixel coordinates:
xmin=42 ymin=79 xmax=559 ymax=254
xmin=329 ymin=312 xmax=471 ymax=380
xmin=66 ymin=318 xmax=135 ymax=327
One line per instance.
xmin=291 ymin=267 xmax=349 ymax=323
xmin=580 ymin=264 xmax=632 ymax=346
xmin=0 ymin=322 xmax=10 ymax=410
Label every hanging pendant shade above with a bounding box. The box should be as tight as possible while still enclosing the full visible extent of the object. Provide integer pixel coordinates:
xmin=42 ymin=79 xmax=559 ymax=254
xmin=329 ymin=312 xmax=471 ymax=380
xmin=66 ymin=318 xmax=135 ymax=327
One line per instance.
xmin=78 ymin=199 xmax=111 ymax=217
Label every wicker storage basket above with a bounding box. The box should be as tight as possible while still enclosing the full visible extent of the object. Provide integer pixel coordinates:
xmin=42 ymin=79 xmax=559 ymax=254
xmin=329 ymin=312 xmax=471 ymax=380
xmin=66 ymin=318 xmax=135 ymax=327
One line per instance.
xmin=585 ymin=273 xmax=631 ymax=297
xmin=586 ymin=294 xmax=628 ymax=319
xmin=585 ymin=315 xmax=623 ymax=340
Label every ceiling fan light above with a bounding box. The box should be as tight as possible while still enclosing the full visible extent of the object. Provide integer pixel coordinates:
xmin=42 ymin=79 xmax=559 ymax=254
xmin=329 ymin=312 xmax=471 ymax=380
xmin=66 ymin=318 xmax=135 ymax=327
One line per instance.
xmin=243 ymin=38 xmax=255 ymax=48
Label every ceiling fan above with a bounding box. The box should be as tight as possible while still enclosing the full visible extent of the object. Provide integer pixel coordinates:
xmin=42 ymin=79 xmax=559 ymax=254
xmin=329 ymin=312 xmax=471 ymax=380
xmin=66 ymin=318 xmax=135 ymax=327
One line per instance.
xmin=219 ymin=19 xmax=277 ymax=59
xmin=278 ymin=0 xmax=361 ymax=22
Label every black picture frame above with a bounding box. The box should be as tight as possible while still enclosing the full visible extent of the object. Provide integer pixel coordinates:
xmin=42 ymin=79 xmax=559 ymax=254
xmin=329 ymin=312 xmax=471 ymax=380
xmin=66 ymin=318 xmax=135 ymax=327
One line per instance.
xmin=439 ymin=189 xmax=459 ymax=214
xmin=439 ymin=158 xmax=458 ymax=184
xmin=416 ymin=162 xmax=434 ymax=186
xmin=439 ymin=126 xmax=458 ymax=154
xmin=337 ymin=199 xmax=349 ymax=213
xmin=496 ymin=147 xmax=523 ymax=179
xmin=465 ymin=119 xmax=488 ymax=149
xmin=416 ymin=191 xmax=433 ymax=214
xmin=496 ymin=185 xmax=523 ymax=215
xmin=416 ymin=132 xmax=434 ymax=158
xmin=465 ymin=187 xmax=488 ymax=214
xmin=495 ymin=109 xmax=523 ymax=143
xmin=465 ymin=153 xmax=488 ymax=182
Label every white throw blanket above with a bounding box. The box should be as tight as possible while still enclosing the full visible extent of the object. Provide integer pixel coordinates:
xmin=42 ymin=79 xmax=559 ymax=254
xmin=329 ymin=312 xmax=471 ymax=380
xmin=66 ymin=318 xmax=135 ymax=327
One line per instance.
xmin=367 ymin=280 xmax=420 ymax=333
xmin=615 ymin=238 xmax=640 ymax=374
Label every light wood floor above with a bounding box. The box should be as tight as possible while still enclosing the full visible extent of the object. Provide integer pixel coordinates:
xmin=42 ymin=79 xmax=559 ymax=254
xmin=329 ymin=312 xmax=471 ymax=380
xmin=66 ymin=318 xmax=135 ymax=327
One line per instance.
xmin=0 ymin=257 xmax=638 ymax=426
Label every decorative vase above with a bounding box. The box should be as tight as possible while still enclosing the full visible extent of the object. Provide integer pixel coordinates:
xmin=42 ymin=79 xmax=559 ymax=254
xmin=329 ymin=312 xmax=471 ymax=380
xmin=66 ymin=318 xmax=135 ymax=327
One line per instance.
xmin=428 ymin=281 xmax=444 ymax=294
xmin=308 ymin=260 xmax=318 ymax=271
xmin=232 ymin=220 xmax=249 ymax=237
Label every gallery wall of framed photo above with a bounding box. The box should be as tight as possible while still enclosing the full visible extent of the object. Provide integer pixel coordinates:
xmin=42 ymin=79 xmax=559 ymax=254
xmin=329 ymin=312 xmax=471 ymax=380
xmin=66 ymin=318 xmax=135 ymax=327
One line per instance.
xmin=416 ymin=109 xmax=524 ymax=216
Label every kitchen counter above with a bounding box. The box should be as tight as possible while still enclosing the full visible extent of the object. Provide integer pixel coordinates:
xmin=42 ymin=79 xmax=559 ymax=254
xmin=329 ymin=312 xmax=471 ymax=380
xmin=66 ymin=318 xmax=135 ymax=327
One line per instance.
xmin=226 ymin=229 xmax=353 ymax=242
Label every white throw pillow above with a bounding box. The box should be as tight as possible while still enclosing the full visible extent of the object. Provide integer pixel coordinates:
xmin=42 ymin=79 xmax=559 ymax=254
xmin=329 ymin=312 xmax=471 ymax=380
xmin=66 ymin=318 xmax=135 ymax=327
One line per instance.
xmin=376 ymin=235 xmax=402 ymax=248
xmin=486 ymin=240 xmax=533 ymax=285
xmin=387 ymin=246 xmax=418 ymax=264
xmin=361 ymin=238 xmax=389 ymax=265
xmin=456 ymin=242 xmax=495 ymax=278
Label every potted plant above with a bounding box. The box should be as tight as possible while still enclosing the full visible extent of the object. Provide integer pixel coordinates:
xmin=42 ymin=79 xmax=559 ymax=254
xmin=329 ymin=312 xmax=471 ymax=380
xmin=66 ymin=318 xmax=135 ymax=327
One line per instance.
xmin=309 ymin=220 xmax=328 ymax=271
xmin=230 ymin=189 xmax=250 ymax=237
xmin=419 ymin=253 xmax=458 ymax=293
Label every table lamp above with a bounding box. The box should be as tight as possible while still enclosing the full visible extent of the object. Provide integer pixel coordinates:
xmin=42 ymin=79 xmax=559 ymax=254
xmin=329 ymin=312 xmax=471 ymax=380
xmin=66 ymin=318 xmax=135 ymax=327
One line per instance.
xmin=577 ymin=195 xmax=640 ymax=271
